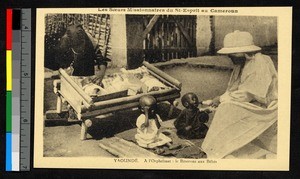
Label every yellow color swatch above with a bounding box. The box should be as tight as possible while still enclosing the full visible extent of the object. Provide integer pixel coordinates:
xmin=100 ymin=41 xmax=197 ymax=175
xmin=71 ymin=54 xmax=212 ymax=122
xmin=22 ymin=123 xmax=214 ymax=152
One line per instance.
xmin=6 ymin=50 xmax=12 ymax=91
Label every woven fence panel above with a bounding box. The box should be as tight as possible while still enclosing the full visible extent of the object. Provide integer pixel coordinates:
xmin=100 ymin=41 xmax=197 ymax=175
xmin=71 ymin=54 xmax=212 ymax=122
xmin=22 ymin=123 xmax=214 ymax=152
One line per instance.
xmin=45 ymin=14 xmax=111 ymax=60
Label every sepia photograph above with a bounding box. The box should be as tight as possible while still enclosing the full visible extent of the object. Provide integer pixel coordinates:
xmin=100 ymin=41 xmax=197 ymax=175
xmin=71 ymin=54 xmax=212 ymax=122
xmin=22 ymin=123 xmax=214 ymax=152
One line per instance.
xmin=34 ymin=7 xmax=292 ymax=170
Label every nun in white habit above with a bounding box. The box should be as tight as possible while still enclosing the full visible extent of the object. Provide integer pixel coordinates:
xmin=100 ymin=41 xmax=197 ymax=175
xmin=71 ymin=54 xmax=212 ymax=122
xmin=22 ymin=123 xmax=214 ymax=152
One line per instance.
xmin=202 ymin=30 xmax=278 ymax=159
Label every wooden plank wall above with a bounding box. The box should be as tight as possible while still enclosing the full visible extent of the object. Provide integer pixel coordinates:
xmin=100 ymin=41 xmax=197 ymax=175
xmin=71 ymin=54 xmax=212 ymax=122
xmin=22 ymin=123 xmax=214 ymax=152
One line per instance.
xmin=143 ymin=15 xmax=197 ymax=63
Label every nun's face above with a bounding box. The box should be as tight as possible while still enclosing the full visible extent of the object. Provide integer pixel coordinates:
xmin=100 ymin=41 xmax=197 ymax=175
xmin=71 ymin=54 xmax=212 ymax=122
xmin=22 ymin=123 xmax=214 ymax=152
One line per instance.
xmin=60 ymin=24 xmax=86 ymax=52
xmin=228 ymin=53 xmax=246 ymax=65
xmin=67 ymin=24 xmax=85 ymax=46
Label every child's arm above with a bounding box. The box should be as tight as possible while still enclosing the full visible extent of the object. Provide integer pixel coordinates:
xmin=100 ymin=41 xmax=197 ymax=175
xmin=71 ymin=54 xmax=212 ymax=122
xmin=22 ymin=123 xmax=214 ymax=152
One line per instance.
xmin=153 ymin=115 xmax=161 ymax=129
xmin=200 ymin=107 xmax=214 ymax=113
xmin=185 ymin=125 xmax=192 ymax=130
xmin=136 ymin=114 xmax=147 ymax=130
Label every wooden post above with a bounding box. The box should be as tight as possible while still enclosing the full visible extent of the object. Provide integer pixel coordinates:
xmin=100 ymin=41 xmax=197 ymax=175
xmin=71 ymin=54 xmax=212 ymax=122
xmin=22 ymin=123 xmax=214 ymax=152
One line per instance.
xmin=80 ymin=121 xmax=87 ymax=140
xmin=80 ymin=119 xmax=92 ymax=140
xmin=56 ymin=95 xmax=62 ymax=114
xmin=110 ymin=14 xmax=127 ymax=67
xmin=126 ymin=15 xmax=160 ymax=69
xmin=196 ymin=16 xmax=212 ymax=56
xmin=53 ymin=79 xmax=61 ymax=94
xmin=126 ymin=16 xmax=145 ymax=69
xmin=77 ymin=113 xmax=82 ymax=121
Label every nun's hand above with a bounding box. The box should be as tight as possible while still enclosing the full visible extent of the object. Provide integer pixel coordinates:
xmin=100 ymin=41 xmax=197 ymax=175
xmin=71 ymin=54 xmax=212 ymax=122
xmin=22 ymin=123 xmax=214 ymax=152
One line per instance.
xmin=90 ymin=75 xmax=103 ymax=86
xmin=202 ymin=96 xmax=220 ymax=108
xmin=211 ymin=99 xmax=220 ymax=108
xmin=202 ymin=100 xmax=213 ymax=106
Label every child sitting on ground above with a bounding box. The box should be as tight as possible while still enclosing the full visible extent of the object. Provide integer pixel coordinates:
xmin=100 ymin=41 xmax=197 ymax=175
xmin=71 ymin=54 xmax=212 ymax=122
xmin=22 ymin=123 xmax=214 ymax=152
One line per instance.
xmin=135 ymin=95 xmax=172 ymax=149
xmin=174 ymin=92 xmax=210 ymax=139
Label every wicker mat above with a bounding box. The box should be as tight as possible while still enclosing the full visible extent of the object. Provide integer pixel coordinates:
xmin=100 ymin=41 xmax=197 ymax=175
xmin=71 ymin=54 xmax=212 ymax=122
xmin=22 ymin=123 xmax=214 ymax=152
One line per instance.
xmin=112 ymin=119 xmax=206 ymax=158
xmin=100 ymin=119 xmax=272 ymax=159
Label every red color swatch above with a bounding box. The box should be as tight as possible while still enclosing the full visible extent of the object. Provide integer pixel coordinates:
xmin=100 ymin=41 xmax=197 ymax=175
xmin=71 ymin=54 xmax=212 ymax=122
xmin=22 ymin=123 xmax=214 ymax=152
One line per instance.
xmin=6 ymin=9 xmax=12 ymax=50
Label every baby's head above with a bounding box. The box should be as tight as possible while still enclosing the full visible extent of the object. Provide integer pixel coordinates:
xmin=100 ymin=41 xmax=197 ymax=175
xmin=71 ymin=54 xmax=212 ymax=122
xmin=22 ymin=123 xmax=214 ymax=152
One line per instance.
xmin=139 ymin=95 xmax=157 ymax=114
xmin=134 ymin=73 xmax=143 ymax=80
xmin=181 ymin=92 xmax=201 ymax=110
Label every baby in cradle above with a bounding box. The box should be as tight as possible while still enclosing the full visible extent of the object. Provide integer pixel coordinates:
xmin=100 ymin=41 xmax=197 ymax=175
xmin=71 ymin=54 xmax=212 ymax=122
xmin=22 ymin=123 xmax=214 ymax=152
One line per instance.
xmin=174 ymin=92 xmax=210 ymax=139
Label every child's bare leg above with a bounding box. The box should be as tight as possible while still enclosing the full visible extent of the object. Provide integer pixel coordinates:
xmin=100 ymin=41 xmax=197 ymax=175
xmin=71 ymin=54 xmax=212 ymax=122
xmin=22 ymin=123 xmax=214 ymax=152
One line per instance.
xmin=166 ymin=142 xmax=181 ymax=150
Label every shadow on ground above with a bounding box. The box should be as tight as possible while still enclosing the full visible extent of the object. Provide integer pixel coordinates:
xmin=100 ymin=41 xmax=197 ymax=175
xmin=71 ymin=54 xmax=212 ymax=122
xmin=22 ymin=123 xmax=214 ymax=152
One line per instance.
xmin=87 ymin=103 xmax=182 ymax=140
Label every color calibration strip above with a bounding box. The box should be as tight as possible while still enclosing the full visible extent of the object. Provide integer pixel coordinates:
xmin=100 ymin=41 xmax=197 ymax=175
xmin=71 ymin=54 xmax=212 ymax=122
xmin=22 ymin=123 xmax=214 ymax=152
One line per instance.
xmin=6 ymin=8 xmax=31 ymax=171
xmin=6 ymin=8 xmax=13 ymax=171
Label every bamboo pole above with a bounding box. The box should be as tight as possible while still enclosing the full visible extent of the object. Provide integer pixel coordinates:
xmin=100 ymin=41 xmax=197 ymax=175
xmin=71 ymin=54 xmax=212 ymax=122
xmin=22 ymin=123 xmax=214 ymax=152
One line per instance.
xmin=94 ymin=88 xmax=178 ymax=107
xmin=82 ymin=88 xmax=177 ymax=113
xmin=81 ymin=93 xmax=180 ymax=119
xmin=59 ymin=68 xmax=93 ymax=107
xmin=142 ymin=61 xmax=182 ymax=88
xmin=99 ymin=142 xmax=125 ymax=157
xmin=147 ymin=70 xmax=178 ymax=90
xmin=82 ymin=101 xmax=139 ymax=119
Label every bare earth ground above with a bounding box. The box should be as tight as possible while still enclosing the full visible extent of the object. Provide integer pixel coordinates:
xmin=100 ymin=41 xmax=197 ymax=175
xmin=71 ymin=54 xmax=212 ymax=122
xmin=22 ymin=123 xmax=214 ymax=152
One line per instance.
xmin=43 ymin=64 xmax=231 ymax=157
